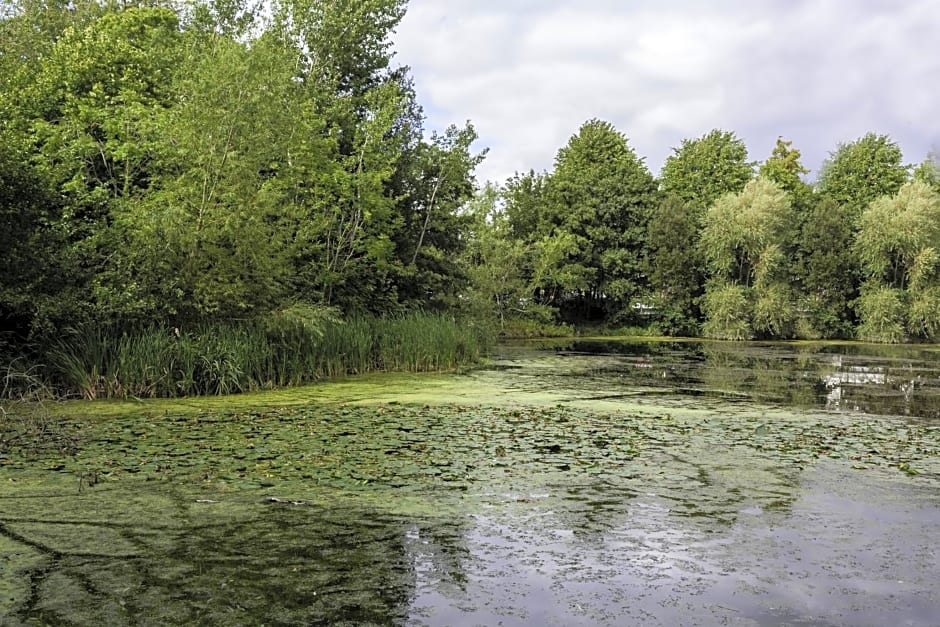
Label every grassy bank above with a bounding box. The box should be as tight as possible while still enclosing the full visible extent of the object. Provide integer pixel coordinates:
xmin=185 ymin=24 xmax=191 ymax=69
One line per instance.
xmin=11 ymin=314 xmax=489 ymax=400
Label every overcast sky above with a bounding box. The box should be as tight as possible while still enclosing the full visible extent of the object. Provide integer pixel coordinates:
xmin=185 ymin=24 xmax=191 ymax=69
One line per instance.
xmin=392 ymin=0 xmax=940 ymax=185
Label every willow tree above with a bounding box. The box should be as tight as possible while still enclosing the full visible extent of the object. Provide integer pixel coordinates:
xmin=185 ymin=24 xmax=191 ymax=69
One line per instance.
xmin=855 ymin=180 xmax=940 ymax=342
xmin=700 ymin=178 xmax=794 ymax=339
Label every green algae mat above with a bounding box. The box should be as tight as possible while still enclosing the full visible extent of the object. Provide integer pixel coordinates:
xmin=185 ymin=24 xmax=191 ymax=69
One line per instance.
xmin=3 ymin=340 xmax=940 ymax=625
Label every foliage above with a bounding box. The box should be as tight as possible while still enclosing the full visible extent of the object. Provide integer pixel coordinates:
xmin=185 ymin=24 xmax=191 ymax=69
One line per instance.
xmin=854 ymin=180 xmax=940 ymax=342
xmin=700 ymin=178 xmax=792 ymax=286
xmin=701 ymin=283 xmax=752 ymax=340
xmin=912 ymin=149 xmax=940 ymax=191
xmin=700 ymin=178 xmax=794 ymax=339
xmin=856 ymin=286 xmax=906 ymax=344
xmin=759 ymin=137 xmax=813 ymax=273
xmin=759 ymin=137 xmax=810 ymax=197
xmin=659 ymin=129 xmax=754 ymax=213
xmin=0 ymin=0 xmax=486 ymax=363
xmin=752 ymin=283 xmax=796 ymax=339
xmin=540 ymin=119 xmax=659 ymax=322
xmin=855 ymin=180 xmax=940 ymax=289
xmin=817 ymin=132 xmax=907 ymax=212
xmin=796 ymin=197 xmax=859 ymax=339
xmin=908 ymin=286 xmax=940 ymax=341
xmin=3 ymin=0 xmax=940 ymax=379
xmin=461 ymin=186 xmax=538 ymax=329
xmin=644 ymin=195 xmax=702 ymax=336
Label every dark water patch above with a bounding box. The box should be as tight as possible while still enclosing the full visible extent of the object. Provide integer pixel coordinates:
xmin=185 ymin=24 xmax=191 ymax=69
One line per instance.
xmin=494 ymin=339 xmax=940 ymax=419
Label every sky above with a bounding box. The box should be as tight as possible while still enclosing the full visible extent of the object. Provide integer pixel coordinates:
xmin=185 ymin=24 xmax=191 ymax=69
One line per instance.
xmin=392 ymin=0 xmax=940 ymax=185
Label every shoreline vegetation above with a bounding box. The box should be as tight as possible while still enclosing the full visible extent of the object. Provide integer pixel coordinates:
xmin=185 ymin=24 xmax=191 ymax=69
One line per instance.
xmin=3 ymin=314 xmax=488 ymax=401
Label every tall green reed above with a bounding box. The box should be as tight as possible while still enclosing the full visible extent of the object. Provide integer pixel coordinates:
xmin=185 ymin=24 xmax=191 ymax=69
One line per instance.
xmin=39 ymin=313 xmax=488 ymax=399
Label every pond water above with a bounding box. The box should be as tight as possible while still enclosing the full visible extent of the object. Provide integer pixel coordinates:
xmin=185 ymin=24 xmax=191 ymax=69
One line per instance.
xmin=1 ymin=339 xmax=939 ymax=626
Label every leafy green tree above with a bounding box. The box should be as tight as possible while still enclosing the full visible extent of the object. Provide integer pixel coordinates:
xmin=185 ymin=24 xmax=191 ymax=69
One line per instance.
xmin=856 ymin=180 xmax=940 ymax=289
xmin=644 ymin=195 xmax=701 ymax=335
xmin=759 ymin=136 xmax=813 ymax=229
xmin=278 ymin=0 xmax=407 ymax=98
xmin=0 ymin=133 xmax=64 ymax=344
xmin=701 ymin=178 xmax=792 ymax=287
xmin=108 ymin=23 xmax=303 ymax=321
xmin=462 ymin=186 xmax=535 ymax=327
xmin=502 ymin=170 xmax=548 ymax=241
xmin=701 ymin=284 xmax=751 ymax=341
xmin=912 ymin=149 xmax=940 ymax=193
xmin=759 ymin=137 xmax=810 ymax=195
xmin=3 ymin=6 xmax=185 ymax=330
xmin=659 ymin=129 xmax=754 ymax=213
xmin=817 ymin=133 xmax=908 ymax=212
xmin=541 ymin=119 xmax=658 ymax=322
xmin=649 ymin=129 xmax=752 ymax=334
xmin=397 ymin=123 xmax=486 ymax=310
xmin=796 ymin=197 xmax=859 ymax=338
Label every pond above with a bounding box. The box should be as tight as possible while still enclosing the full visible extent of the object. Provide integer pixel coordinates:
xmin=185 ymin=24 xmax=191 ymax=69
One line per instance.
xmin=1 ymin=339 xmax=939 ymax=626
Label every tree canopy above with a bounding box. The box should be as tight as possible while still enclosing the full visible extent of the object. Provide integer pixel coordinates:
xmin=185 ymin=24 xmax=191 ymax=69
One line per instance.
xmin=1 ymin=0 xmax=936 ymax=354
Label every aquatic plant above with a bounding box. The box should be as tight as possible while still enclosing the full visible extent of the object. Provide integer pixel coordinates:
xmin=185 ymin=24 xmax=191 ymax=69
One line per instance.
xmin=41 ymin=314 xmax=487 ymax=399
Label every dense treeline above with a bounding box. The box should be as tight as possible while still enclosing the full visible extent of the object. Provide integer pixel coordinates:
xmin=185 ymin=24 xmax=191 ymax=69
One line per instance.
xmin=1 ymin=0 xmax=487 ymax=394
xmin=473 ymin=123 xmax=940 ymax=342
xmin=2 ymin=1 xmax=940 ymax=399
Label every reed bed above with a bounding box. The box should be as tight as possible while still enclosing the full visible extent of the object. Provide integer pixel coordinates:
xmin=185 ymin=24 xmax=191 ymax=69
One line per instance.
xmin=41 ymin=314 xmax=489 ymax=399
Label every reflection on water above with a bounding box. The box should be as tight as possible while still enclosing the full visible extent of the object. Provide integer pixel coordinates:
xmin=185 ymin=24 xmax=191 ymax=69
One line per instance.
xmin=411 ymin=463 xmax=940 ymax=627
xmin=489 ymin=339 xmax=940 ymax=419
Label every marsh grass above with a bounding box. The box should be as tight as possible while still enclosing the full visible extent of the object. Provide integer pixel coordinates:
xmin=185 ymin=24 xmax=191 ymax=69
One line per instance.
xmin=41 ymin=314 xmax=487 ymax=399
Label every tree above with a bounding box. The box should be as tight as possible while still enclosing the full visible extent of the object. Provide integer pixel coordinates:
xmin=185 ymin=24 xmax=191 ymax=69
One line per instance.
xmin=502 ymin=170 xmax=547 ymax=241
xmin=797 ymin=197 xmax=859 ymax=338
xmin=659 ymin=129 xmax=754 ymax=213
xmin=912 ymin=149 xmax=940 ymax=193
xmin=541 ymin=119 xmax=658 ymax=322
xmin=759 ymin=137 xmax=810 ymax=195
xmin=461 ymin=186 xmax=535 ymax=328
xmin=817 ymin=133 xmax=907 ymax=212
xmin=700 ymin=178 xmax=795 ymax=339
xmin=396 ymin=123 xmax=486 ymax=310
xmin=855 ymin=180 xmax=940 ymax=341
xmin=644 ymin=195 xmax=701 ymax=336
xmin=107 ymin=22 xmax=304 ymax=321
xmin=5 ymin=6 xmax=185 ymax=329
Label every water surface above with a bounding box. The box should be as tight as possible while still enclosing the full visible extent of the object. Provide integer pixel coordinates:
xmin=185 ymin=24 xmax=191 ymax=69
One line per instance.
xmin=1 ymin=339 xmax=939 ymax=626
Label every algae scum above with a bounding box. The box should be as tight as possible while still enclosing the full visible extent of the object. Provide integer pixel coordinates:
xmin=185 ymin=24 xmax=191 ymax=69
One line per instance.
xmin=2 ymin=341 xmax=940 ymax=626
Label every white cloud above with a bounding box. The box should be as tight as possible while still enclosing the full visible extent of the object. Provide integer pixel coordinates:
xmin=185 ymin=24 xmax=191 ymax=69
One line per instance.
xmin=393 ymin=0 xmax=940 ymax=183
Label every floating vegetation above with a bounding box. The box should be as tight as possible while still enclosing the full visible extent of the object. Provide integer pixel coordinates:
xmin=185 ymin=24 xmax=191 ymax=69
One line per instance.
xmin=2 ymin=340 xmax=940 ymax=625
